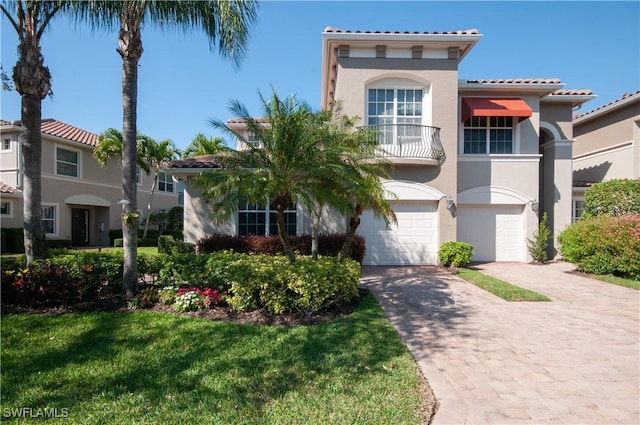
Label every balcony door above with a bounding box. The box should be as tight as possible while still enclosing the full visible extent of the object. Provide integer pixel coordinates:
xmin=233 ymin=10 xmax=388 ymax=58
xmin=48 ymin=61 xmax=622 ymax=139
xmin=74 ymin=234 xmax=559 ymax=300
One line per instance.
xmin=367 ymin=88 xmax=424 ymax=147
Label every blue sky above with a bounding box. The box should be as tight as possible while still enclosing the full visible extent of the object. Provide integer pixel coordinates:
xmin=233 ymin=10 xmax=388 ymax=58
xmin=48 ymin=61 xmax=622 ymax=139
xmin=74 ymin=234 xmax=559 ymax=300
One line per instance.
xmin=1 ymin=1 xmax=638 ymax=151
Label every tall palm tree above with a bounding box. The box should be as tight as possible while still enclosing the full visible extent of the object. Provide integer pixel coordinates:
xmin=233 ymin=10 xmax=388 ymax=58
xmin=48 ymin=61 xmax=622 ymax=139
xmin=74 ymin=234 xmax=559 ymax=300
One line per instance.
xmin=196 ymin=89 xmax=327 ymax=263
xmin=138 ymin=135 xmax=180 ymax=238
xmin=182 ymin=133 xmax=227 ymax=157
xmin=93 ymin=128 xmax=151 ymax=173
xmin=77 ymin=0 xmax=259 ymax=297
xmin=1 ymin=0 xmax=67 ymax=263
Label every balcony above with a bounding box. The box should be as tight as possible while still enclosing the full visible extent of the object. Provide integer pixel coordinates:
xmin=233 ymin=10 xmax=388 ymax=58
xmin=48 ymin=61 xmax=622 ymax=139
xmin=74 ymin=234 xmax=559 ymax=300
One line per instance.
xmin=361 ymin=124 xmax=446 ymax=165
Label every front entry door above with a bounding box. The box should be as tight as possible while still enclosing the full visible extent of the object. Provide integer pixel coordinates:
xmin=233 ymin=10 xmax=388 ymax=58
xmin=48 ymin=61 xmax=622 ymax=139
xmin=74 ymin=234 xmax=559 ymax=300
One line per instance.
xmin=71 ymin=208 xmax=90 ymax=246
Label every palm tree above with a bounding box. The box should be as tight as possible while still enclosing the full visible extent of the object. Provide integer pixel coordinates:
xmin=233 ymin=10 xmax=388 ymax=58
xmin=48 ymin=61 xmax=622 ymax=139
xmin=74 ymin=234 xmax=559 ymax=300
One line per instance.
xmin=138 ymin=135 xmax=180 ymax=238
xmin=1 ymin=0 xmax=68 ymax=263
xmin=182 ymin=133 xmax=227 ymax=157
xmin=93 ymin=128 xmax=150 ymax=172
xmin=196 ymin=89 xmax=325 ymax=263
xmin=77 ymin=0 xmax=259 ymax=297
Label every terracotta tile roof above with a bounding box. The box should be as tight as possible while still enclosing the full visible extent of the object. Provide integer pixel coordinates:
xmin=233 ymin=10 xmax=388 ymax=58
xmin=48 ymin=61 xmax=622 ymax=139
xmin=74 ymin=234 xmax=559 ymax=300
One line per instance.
xmin=551 ymin=89 xmax=593 ymax=96
xmin=0 ymin=181 xmax=17 ymax=193
xmin=466 ymin=79 xmax=562 ymax=84
xmin=573 ymin=90 xmax=640 ymax=120
xmin=573 ymin=180 xmax=596 ymax=188
xmin=0 ymin=118 xmax=98 ymax=146
xmin=166 ymin=155 xmax=220 ymax=169
xmin=324 ymin=27 xmax=480 ymax=35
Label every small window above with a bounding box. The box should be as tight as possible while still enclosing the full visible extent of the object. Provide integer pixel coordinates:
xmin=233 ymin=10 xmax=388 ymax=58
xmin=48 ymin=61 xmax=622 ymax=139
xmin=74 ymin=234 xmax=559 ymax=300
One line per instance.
xmin=0 ymin=200 xmax=11 ymax=216
xmin=2 ymin=138 xmax=11 ymax=151
xmin=56 ymin=147 xmax=80 ymax=177
xmin=463 ymin=116 xmax=514 ymax=154
xmin=572 ymin=200 xmax=585 ymax=222
xmin=158 ymin=172 xmax=174 ymax=193
xmin=42 ymin=205 xmax=57 ymax=235
xmin=136 ymin=166 xmax=143 ymax=185
xmin=246 ymin=133 xmax=260 ymax=147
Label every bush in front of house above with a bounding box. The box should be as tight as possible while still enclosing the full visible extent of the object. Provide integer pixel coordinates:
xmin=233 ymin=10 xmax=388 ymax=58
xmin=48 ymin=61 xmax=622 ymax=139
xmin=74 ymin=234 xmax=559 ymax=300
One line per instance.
xmin=196 ymin=233 xmax=366 ymax=264
xmin=438 ymin=241 xmax=474 ymax=268
xmin=582 ymin=178 xmax=640 ymax=218
xmin=558 ymin=215 xmax=640 ymax=280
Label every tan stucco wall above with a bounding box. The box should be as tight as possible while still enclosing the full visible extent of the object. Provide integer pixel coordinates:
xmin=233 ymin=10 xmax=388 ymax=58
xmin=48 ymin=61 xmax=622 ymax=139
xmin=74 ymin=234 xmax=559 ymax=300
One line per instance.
xmin=573 ymin=102 xmax=639 ymax=157
xmin=573 ymin=144 xmax=636 ymax=182
xmin=540 ymin=103 xmax=574 ymax=141
xmin=333 ymin=57 xmax=460 ymax=244
xmin=543 ymin=142 xmax=573 ymax=250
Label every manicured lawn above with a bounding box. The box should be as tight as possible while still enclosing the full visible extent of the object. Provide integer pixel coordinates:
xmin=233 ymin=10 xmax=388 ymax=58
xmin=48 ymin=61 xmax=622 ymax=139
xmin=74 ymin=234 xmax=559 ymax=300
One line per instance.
xmin=588 ymin=274 xmax=640 ymax=290
xmin=457 ymin=268 xmax=551 ymax=302
xmin=87 ymin=246 xmax=161 ymax=256
xmin=0 ymin=295 xmax=427 ymax=424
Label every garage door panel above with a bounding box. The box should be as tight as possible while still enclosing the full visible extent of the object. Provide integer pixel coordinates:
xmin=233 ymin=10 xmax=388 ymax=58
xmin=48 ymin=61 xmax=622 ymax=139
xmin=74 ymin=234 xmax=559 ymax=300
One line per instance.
xmin=457 ymin=205 xmax=524 ymax=262
xmin=358 ymin=201 xmax=438 ymax=265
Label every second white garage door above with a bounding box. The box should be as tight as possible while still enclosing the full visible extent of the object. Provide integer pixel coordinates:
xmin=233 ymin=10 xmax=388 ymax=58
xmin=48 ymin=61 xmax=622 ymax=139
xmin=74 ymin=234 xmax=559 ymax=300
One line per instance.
xmin=457 ymin=205 xmax=525 ymax=262
xmin=358 ymin=201 xmax=438 ymax=265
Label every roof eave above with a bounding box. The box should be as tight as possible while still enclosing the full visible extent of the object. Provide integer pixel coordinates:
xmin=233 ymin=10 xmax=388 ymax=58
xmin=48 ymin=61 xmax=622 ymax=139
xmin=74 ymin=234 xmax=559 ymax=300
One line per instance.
xmin=541 ymin=94 xmax=597 ymax=108
xmin=573 ymin=92 xmax=640 ymax=125
xmin=458 ymin=81 xmax=565 ymax=96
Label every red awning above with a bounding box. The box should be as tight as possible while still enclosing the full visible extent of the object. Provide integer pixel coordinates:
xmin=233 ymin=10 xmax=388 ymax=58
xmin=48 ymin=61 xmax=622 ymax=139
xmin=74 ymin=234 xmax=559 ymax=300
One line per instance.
xmin=461 ymin=98 xmax=533 ymax=122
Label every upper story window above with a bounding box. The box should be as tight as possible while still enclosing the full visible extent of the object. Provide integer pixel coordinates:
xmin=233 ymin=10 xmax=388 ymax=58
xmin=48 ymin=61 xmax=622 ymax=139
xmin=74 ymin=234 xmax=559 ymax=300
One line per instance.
xmin=158 ymin=172 xmax=174 ymax=193
xmin=2 ymin=138 xmax=12 ymax=151
xmin=246 ymin=133 xmax=260 ymax=148
xmin=1 ymin=200 xmax=12 ymax=217
xmin=367 ymin=88 xmax=424 ymax=146
xmin=463 ymin=116 xmax=514 ymax=154
xmin=237 ymin=199 xmax=297 ymax=237
xmin=55 ymin=146 xmax=80 ymax=177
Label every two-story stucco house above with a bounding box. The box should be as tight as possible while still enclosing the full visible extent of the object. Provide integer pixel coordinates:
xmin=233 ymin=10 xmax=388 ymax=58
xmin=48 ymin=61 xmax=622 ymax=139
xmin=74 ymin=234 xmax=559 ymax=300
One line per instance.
xmin=0 ymin=119 xmax=181 ymax=247
xmin=571 ymin=90 xmax=640 ymax=221
xmin=168 ymin=27 xmax=594 ymax=265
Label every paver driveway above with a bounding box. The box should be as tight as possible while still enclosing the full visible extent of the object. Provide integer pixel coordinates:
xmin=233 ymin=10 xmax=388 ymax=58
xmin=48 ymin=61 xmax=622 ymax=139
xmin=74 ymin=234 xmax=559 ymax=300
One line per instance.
xmin=361 ymin=261 xmax=640 ymax=425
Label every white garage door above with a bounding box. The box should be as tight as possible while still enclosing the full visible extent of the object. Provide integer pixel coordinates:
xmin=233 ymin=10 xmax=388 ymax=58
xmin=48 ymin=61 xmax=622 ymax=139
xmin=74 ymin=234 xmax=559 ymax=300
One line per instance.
xmin=457 ymin=205 xmax=524 ymax=262
xmin=358 ymin=201 xmax=438 ymax=265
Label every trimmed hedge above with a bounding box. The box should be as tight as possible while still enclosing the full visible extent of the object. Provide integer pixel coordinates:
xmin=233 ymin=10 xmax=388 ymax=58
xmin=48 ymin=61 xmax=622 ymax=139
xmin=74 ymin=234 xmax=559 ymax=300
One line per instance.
xmin=1 ymin=228 xmax=24 ymax=253
xmin=196 ymin=233 xmax=366 ymax=264
xmin=558 ymin=215 xmax=640 ymax=280
xmin=438 ymin=241 xmax=474 ymax=267
xmin=583 ymin=179 xmax=640 ymax=218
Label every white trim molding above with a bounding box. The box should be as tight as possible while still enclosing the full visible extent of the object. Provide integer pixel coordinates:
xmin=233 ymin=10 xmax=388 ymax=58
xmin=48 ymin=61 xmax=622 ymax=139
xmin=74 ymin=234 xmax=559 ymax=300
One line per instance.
xmin=382 ymin=180 xmax=445 ymax=201
xmin=458 ymin=185 xmax=531 ymax=205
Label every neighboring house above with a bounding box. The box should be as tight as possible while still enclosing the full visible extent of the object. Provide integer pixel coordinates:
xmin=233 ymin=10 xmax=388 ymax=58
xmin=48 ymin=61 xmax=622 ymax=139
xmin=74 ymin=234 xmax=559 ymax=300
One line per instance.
xmin=0 ymin=119 xmax=181 ymax=247
xmin=571 ymin=90 xmax=640 ymax=221
xmin=168 ymin=27 xmax=594 ymax=265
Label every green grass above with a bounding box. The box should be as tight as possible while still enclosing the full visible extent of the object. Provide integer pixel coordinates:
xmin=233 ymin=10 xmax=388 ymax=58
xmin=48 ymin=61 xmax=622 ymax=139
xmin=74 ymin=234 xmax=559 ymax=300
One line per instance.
xmin=588 ymin=274 xmax=640 ymax=290
xmin=457 ymin=268 xmax=551 ymax=302
xmin=86 ymin=246 xmax=161 ymax=257
xmin=0 ymin=295 xmax=427 ymax=424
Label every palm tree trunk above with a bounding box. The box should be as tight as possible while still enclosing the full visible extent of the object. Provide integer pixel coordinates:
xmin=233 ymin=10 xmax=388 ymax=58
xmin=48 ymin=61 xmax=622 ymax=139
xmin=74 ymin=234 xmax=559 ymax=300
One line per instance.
xmin=118 ymin=10 xmax=144 ymax=298
xmin=21 ymin=93 xmax=44 ymax=263
xmin=142 ymin=166 xmax=158 ymax=239
xmin=311 ymin=202 xmax=323 ymax=260
xmin=338 ymin=204 xmax=363 ymax=261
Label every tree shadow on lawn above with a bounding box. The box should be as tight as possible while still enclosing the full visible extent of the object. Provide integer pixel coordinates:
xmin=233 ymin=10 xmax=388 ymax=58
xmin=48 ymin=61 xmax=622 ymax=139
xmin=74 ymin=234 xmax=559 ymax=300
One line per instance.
xmin=1 ymin=296 xmax=416 ymax=422
xmin=360 ymin=266 xmax=476 ymax=358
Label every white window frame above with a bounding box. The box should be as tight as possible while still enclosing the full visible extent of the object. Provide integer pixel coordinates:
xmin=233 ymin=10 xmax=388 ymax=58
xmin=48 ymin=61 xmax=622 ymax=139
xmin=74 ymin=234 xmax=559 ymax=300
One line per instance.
xmin=1 ymin=199 xmax=13 ymax=217
xmin=462 ymin=116 xmax=518 ymax=154
xmin=572 ymin=199 xmax=585 ymax=222
xmin=1 ymin=137 xmax=13 ymax=152
xmin=55 ymin=145 xmax=81 ymax=178
xmin=136 ymin=166 xmax=144 ymax=186
xmin=237 ymin=198 xmax=297 ymax=237
xmin=158 ymin=172 xmax=174 ymax=193
xmin=41 ymin=203 xmax=59 ymax=237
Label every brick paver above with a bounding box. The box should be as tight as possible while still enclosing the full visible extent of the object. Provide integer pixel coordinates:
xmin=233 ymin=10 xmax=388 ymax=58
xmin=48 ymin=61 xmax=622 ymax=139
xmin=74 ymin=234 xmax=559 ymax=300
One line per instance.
xmin=361 ymin=262 xmax=640 ymax=425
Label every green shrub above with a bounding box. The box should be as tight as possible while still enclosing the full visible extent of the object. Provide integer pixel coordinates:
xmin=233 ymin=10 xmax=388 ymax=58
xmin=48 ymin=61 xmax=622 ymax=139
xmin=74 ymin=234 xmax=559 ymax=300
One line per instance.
xmin=583 ymin=178 xmax=640 ymax=218
xmin=558 ymin=215 xmax=640 ymax=280
xmin=438 ymin=241 xmax=474 ymax=267
xmin=527 ymin=212 xmax=551 ymax=263
xmin=108 ymin=229 xmax=123 ymax=246
xmin=44 ymin=239 xmax=73 ymax=249
xmin=138 ymin=238 xmax=157 ymax=247
xmin=114 ymin=238 xmax=123 ymax=247
xmin=157 ymin=235 xmax=175 ymax=255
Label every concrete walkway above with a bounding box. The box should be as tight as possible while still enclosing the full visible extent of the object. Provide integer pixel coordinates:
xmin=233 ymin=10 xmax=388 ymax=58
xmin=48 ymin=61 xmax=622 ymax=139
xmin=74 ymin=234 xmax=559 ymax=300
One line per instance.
xmin=361 ymin=262 xmax=640 ymax=425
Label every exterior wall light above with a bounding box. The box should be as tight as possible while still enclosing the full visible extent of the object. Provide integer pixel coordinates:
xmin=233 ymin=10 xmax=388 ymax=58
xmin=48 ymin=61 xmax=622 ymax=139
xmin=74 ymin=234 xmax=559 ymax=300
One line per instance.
xmin=531 ymin=201 xmax=540 ymax=212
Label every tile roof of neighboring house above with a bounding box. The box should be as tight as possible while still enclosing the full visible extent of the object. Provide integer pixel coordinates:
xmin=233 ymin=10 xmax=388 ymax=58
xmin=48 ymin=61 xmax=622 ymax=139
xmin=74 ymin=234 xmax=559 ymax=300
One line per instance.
xmin=166 ymin=155 xmax=220 ymax=169
xmin=551 ymin=89 xmax=593 ymax=96
xmin=226 ymin=117 xmax=270 ymax=124
xmin=324 ymin=26 xmax=480 ymax=35
xmin=466 ymin=78 xmax=562 ymax=84
xmin=0 ymin=118 xmax=98 ymax=146
xmin=0 ymin=181 xmax=17 ymax=193
xmin=573 ymin=90 xmax=640 ymax=120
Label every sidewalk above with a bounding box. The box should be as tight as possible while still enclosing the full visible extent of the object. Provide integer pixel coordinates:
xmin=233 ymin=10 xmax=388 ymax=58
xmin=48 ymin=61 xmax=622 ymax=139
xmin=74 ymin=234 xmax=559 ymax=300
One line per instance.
xmin=361 ymin=262 xmax=640 ymax=424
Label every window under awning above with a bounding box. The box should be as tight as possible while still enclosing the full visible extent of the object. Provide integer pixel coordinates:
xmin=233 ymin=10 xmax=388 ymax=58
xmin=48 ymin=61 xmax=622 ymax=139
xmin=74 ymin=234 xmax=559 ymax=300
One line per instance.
xmin=461 ymin=97 xmax=533 ymax=122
